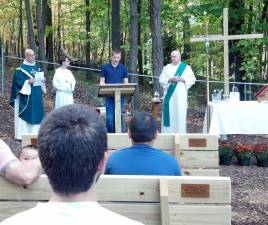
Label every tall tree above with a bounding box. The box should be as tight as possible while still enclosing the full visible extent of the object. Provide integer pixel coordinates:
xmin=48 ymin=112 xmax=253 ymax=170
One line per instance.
xmin=229 ymin=0 xmax=245 ymax=99
xmin=24 ymin=0 xmax=35 ymax=51
xmin=85 ymin=0 xmax=91 ymax=77
xmin=43 ymin=0 xmax=53 ymax=68
xmin=111 ymin=0 xmax=120 ymax=50
xmin=57 ymin=0 xmax=62 ymax=59
xmin=149 ymin=0 xmax=163 ymax=92
xmin=182 ymin=15 xmax=191 ymax=60
xmin=261 ymin=0 xmax=268 ymax=80
xmin=137 ymin=0 xmax=143 ymax=75
xmin=18 ymin=0 xmax=24 ymax=57
xmin=36 ymin=0 xmax=46 ymax=70
xmin=128 ymin=0 xmax=139 ymax=111
xmin=128 ymin=0 xmax=138 ymax=79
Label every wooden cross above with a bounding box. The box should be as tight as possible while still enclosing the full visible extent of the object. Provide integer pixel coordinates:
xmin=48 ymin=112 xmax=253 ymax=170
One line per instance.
xmin=190 ymin=8 xmax=263 ymax=94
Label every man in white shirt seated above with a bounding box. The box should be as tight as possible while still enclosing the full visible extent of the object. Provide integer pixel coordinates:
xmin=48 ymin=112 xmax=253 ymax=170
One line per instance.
xmin=1 ymin=104 xmax=142 ymax=225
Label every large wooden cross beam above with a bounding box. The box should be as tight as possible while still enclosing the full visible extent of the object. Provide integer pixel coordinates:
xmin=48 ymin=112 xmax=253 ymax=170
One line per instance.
xmin=190 ymin=8 xmax=263 ymax=95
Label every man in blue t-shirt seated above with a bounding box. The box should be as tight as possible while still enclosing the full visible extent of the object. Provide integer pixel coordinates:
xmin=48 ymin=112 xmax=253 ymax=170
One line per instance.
xmin=100 ymin=49 xmax=128 ymax=133
xmin=105 ymin=112 xmax=182 ymax=175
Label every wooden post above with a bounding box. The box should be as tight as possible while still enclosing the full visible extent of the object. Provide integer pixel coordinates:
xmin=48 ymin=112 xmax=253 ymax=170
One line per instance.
xmin=223 ymin=8 xmax=229 ymax=95
xmin=114 ymin=90 xmax=121 ymax=133
xmin=151 ymin=98 xmax=162 ymax=118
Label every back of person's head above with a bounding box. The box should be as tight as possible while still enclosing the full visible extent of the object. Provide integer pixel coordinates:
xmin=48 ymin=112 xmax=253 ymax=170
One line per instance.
xmin=38 ymin=104 xmax=107 ymax=195
xmin=129 ymin=112 xmax=157 ymax=143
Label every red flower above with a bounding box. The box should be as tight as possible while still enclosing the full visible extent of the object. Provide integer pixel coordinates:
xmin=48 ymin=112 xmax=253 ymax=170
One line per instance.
xmin=234 ymin=144 xmax=253 ymax=158
xmin=253 ymin=144 xmax=268 ymax=160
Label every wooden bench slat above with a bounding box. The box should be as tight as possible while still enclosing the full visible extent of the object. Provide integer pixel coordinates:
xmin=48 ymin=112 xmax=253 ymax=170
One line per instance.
xmin=179 ymin=151 xmax=219 ymax=168
xmin=0 ymin=176 xmax=231 ymax=204
xmin=182 ymin=169 xmax=220 ymax=176
xmin=0 ymin=202 xmax=231 ymax=225
xmin=169 ymin=205 xmax=231 ymax=225
xmin=21 ymin=133 xmax=220 ymax=176
xmin=0 ymin=175 xmax=231 ymax=225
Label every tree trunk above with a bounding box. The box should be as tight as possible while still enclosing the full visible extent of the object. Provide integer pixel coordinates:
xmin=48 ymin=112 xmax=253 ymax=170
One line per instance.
xmin=149 ymin=0 xmax=163 ymax=93
xmin=36 ymin=0 xmax=46 ymax=71
xmin=229 ymin=0 xmax=245 ymax=99
xmin=57 ymin=0 xmax=62 ymax=59
xmin=261 ymin=0 xmax=268 ymax=80
xmin=128 ymin=0 xmax=138 ymax=79
xmin=111 ymin=0 xmax=120 ymax=50
xmin=182 ymin=15 xmax=191 ymax=60
xmin=107 ymin=0 xmax=111 ymax=58
xmin=85 ymin=0 xmax=91 ymax=78
xmin=24 ymin=0 xmax=36 ymax=51
xmin=43 ymin=0 xmax=54 ymax=69
xmin=128 ymin=0 xmax=139 ymax=111
xmin=18 ymin=0 xmax=24 ymax=57
xmin=137 ymin=0 xmax=143 ymax=75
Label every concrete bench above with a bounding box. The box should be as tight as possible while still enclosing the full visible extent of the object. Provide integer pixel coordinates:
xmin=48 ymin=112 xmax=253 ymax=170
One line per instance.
xmin=22 ymin=133 xmax=219 ymax=176
xmin=0 ymin=175 xmax=231 ymax=225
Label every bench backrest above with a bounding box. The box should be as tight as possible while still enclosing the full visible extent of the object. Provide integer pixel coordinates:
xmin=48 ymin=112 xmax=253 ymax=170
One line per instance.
xmin=22 ymin=133 xmax=219 ymax=176
xmin=0 ymin=175 xmax=231 ymax=225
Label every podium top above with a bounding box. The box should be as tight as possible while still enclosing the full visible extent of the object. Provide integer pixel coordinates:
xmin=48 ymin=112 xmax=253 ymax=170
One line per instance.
xmin=98 ymin=83 xmax=137 ymax=97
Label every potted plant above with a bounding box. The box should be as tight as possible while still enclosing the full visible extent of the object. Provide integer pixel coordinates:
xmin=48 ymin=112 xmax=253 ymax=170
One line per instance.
xmin=253 ymin=144 xmax=268 ymax=167
xmin=219 ymin=141 xmax=234 ymax=165
xmin=234 ymin=144 xmax=253 ymax=166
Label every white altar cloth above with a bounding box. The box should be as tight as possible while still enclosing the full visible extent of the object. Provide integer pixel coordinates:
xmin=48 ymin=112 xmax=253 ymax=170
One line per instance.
xmin=205 ymin=101 xmax=268 ymax=135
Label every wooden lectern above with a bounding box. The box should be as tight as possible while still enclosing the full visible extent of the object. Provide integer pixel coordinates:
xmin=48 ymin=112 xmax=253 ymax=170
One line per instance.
xmin=98 ymin=83 xmax=137 ymax=133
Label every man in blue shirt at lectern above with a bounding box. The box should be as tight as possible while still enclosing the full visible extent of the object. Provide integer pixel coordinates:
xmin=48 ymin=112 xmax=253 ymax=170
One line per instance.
xmin=100 ymin=49 xmax=128 ymax=133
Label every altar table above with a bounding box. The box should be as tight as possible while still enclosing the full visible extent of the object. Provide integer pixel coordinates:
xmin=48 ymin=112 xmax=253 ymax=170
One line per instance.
xmin=205 ymin=101 xmax=268 ymax=135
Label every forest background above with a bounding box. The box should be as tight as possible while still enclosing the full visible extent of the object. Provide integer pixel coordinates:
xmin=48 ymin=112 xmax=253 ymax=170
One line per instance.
xmin=0 ymin=0 xmax=267 ymax=108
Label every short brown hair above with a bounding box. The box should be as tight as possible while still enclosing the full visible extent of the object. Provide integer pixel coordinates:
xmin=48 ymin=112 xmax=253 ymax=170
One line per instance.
xmin=112 ymin=49 xmax=121 ymax=56
xmin=58 ymin=56 xmax=71 ymax=65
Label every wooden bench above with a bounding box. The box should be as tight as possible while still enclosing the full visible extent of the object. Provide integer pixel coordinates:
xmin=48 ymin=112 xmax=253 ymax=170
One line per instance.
xmin=0 ymin=175 xmax=231 ymax=225
xmin=22 ymin=133 xmax=219 ymax=176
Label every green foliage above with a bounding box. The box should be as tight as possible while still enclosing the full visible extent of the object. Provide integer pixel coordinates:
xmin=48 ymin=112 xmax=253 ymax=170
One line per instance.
xmin=236 ymin=39 xmax=263 ymax=81
xmin=253 ymin=144 xmax=268 ymax=161
xmin=219 ymin=142 xmax=235 ymax=158
xmin=235 ymin=144 xmax=254 ymax=159
xmin=0 ymin=0 xmax=267 ymax=86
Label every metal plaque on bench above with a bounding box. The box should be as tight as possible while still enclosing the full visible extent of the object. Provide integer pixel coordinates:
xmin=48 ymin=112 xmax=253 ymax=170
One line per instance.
xmin=188 ymin=138 xmax=207 ymax=147
xmin=181 ymin=184 xmax=210 ymax=198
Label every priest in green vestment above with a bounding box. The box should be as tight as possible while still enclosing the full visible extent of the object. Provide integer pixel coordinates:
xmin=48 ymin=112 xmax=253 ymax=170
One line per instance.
xmin=159 ymin=50 xmax=196 ymax=133
xmin=9 ymin=49 xmax=46 ymax=140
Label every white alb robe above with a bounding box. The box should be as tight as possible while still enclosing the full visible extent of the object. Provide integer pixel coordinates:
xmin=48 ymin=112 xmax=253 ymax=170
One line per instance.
xmin=14 ymin=98 xmax=40 ymax=140
xmin=159 ymin=62 xmax=196 ymax=133
xmin=52 ymin=67 xmax=76 ymax=109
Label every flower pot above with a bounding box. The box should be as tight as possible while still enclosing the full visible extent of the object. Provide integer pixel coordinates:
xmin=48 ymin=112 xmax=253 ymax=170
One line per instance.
xmin=238 ymin=157 xmax=251 ymax=166
xmin=256 ymin=159 xmax=268 ymax=167
xmin=220 ymin=155 xmax=233 ymax=165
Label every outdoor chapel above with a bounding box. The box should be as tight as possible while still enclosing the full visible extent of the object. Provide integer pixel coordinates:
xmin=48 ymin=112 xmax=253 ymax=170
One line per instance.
xmin=0 ymin=1 xmax=267 ymax=225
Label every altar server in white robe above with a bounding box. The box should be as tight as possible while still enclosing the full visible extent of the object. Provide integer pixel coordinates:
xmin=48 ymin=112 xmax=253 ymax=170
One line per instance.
xmin=159 ymin=50 xmax=196 ymax=133
xmin=53 ymin=57 xmax=76 ymax=109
